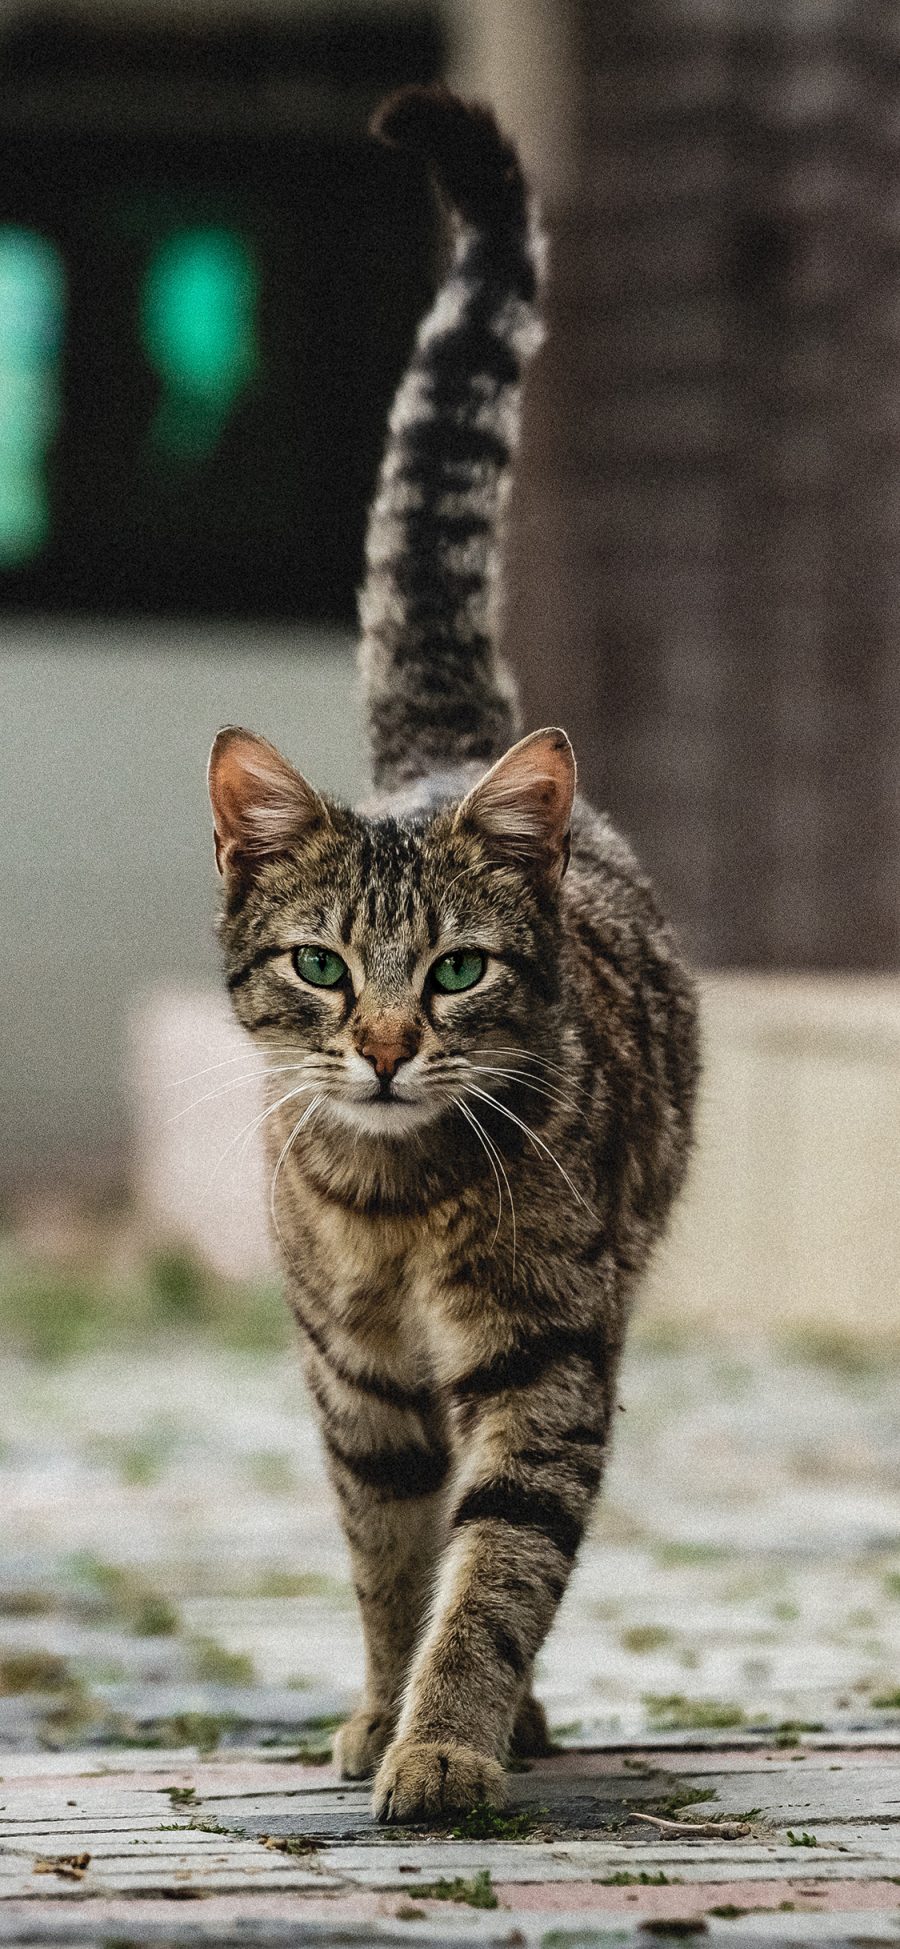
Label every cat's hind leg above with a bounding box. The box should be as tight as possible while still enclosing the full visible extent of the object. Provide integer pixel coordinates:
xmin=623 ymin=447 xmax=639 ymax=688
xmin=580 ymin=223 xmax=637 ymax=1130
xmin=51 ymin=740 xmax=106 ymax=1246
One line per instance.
xmin=510 ymin=1689 xmax=554 ymax=1759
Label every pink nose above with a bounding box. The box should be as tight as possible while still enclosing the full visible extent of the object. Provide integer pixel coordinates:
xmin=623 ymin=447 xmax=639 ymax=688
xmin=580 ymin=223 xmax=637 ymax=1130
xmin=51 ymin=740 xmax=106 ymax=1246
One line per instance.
xmin=358 ymin=1037 xmax=411 ymax=1080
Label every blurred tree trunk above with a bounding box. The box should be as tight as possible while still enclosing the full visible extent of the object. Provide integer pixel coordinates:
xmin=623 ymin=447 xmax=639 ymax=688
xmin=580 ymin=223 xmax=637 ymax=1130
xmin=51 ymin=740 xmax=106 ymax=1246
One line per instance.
xmin=503 ymin=0 xmax=900 ymax=968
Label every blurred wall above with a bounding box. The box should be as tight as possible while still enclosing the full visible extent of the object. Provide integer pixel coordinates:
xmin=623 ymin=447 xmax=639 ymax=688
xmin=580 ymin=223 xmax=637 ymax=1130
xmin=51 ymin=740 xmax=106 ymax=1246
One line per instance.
xmin=0 ymin=624 xmax=362 ymax=1190
xmin=503 ymin=1 xmax=900 ymax=973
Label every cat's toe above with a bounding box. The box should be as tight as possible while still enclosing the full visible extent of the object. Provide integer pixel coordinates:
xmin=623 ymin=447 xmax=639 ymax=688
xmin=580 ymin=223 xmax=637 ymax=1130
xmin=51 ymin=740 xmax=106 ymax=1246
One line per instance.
xmin=372 ymin=1738 xmax=505 ymax=1823
xmin=333 ymin=1709 xmax=393 ymax=1779
xmin=510 ymin=1692 xmax=555 ymax=1758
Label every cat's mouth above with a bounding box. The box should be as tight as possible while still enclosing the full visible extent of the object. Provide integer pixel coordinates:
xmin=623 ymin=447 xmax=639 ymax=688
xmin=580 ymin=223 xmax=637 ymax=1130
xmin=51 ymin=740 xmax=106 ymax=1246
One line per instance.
xmin=326 ymin=1089 xmax=443 ymax=1138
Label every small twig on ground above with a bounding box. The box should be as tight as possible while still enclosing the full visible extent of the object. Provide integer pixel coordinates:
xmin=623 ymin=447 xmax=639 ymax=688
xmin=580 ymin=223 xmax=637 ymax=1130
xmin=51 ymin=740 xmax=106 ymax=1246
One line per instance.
xmin=630 ymin=1812 xmax=752 ymax=1840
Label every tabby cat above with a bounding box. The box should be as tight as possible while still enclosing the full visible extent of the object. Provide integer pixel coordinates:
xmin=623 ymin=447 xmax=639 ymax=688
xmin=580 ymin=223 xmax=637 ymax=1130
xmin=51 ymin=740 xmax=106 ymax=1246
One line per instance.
xmin=208 ymin=85 xmax=699 ymax=1822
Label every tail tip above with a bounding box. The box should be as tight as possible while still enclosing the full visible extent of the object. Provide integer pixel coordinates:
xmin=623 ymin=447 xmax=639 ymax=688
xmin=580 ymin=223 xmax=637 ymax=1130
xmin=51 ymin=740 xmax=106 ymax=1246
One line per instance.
xmin=371 ymin=83 xmax=526 ymax=229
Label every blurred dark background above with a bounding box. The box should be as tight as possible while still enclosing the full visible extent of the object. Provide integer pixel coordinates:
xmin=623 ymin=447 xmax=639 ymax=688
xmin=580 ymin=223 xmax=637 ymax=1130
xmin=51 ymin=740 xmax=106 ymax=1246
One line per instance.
xmin=2 ymin=0 xmax=899 ymax=1200
xmin=0 ymin=9 xmax=441 ymax=620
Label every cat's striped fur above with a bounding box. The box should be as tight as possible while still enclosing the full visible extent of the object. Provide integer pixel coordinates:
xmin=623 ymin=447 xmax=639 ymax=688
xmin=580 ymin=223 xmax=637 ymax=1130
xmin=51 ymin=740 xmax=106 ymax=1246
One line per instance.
xmin=208 ymin=86 xmax=699 ymax=1822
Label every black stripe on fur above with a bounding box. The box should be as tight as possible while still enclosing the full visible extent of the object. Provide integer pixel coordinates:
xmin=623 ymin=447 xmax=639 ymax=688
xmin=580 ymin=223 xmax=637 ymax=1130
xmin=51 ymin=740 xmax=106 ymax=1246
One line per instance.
xmin=226 ymin=942 xmax=284 ymax=991
xmin=324 ymin=1427 xmax=451 ymax=1502
xmin=453 ymin=1478 xmax=583 ymax=1561
xmin=294 ymin=1299 xmax=435 ymax=1416
xmin=453 ymin=1327 xmax=608 ymax=1403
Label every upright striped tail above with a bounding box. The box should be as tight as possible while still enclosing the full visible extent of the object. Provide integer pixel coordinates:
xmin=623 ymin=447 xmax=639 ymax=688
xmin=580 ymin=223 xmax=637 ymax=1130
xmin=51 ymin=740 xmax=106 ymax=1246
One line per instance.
xmin=359 ymin=85 xmax=544 ymax=792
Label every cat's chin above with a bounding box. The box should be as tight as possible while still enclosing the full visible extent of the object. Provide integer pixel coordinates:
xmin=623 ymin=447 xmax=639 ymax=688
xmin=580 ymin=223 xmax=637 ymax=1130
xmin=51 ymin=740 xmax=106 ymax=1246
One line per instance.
xmin=324 ymin=1095 xmax=444 ymax=1140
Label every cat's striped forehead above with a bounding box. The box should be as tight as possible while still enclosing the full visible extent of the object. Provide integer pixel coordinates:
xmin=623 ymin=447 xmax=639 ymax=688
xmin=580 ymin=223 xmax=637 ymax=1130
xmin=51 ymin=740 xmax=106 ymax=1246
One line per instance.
xmin=226 ymin=804 xmax=537 ymax=971
xmin=342 ymin=818 xmax=442 ymax=944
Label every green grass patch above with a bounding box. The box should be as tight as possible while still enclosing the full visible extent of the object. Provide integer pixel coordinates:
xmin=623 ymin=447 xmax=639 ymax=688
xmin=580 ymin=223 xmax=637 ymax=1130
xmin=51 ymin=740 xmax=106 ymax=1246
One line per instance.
xmin=108 ymin=1710 xmax=233 ymax=1753
xmin=772 ymin=1720 xmax=823 ymax=1746
xmin=0 ymin=1235 xmax=288 ymax=1365
xmin=132 ymin=1593 xmax=179 ymax=1637
xmin=884 ymin=1571 xmax=900 ymax=1599
xmin=254 ymin=1569 xmax=349 ymax=1601
xmin=643 ymin=1693 xmax=747 ymax=1731
xmin=85 ymin=1424 xmax=181 ymax=1487
xmin=68 ymin=1556 xmax=179 ymax=1637
xmin=189 ymin=1636 xmax=254 ymax=1686
xmin=656 ymin=1542 xmax=730 ymax=1567
xmin=621 ymin=1624 xmax=672 ymax=1654
xmin=286 ymin=1711 xmax=344 ymax=1764
xmin=407 ymin=1869 xmax=497 ymax=1909
xmin=3 ymin=1648 xmax=101 ymax=1744
xmin=166 ymin=1786 xmax=197 ymax=1809
xmin=0 ymin=1650 xmax=74 ymax=1694
xmin=782 ymin=1325 xmax=900 ymax=1376
xmin=40 ymin=1690 xmax=103 ymax=1746
xmin=451 ymin=1802 xmax=539 ymax=1840
xmin=786 ymin=1829 xmax=817 ymax=1846
xmin=872 ymin=1688 xmax=900 ymax=1709
xmin=636 ymin=1785 xmax=716 ymax=1819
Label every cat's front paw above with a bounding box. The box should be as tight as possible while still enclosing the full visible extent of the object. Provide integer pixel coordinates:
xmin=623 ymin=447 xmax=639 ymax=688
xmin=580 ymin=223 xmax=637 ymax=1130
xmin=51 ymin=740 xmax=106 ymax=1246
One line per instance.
xmin=372 ymin=1737 xmax=505 ymax=1823
xmin=333 ymin=1709 xmax=393 ymax=1779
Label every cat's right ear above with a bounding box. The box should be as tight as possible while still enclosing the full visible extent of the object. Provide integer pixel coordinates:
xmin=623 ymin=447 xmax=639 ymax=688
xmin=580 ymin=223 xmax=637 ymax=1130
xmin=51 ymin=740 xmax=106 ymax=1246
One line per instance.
xmin=208 ymin=728 xmax=329 ymax=884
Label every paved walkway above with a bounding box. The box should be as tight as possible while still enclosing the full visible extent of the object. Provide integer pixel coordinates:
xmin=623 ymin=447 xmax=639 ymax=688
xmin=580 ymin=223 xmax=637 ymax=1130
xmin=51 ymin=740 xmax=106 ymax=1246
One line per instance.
xmin=2 ymin=1320 xmax=899 ymax=1942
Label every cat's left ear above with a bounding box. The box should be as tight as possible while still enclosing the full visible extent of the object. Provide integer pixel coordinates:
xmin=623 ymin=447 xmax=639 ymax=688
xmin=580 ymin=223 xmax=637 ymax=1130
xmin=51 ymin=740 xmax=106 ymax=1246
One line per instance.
xmin=208 ymin=727 xmax=329 ymax=884
xmin=454 ymin=727 xmax=576 ymax=886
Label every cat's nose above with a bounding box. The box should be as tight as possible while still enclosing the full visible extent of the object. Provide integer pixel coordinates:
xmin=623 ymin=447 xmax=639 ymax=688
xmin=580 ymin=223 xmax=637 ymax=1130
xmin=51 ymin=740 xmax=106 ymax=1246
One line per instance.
xmin=358 ymin=1036 xmax=412 ymax=1080
xmin=357 ymin=1025 xmax=419 ymax=1079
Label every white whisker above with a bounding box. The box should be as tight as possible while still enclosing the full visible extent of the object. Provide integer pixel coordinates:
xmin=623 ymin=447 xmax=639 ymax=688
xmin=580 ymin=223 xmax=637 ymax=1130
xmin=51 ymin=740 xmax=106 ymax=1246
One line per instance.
xmin=472 ymin=1045 xmax=577 ymax=1085
xmin=452 ymin=1096 xmax=502 ymax=1247
xmin=462 ymin=1083 xmax=594 ymax=1218
xmin=452 ymin=1096 xmax=516 ymax=1270
xmin=204 ymin=1079 xmax=321 ymax=1196
xmin=468 ymin=1063 xmax=577 ymax=1115
xmin=170 ymin=1046 xmax=301 ymax=1089
xmin=269 ymin=1094 xmax=324 ymax=1250
xmin=165 ymin=1063 xmax=308 ymax=1125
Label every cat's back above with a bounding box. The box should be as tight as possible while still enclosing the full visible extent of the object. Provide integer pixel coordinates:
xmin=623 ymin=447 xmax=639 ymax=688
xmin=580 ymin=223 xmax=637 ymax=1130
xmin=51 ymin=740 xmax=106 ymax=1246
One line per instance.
xmin=562 ymin=797 xmax=701 ymax=1241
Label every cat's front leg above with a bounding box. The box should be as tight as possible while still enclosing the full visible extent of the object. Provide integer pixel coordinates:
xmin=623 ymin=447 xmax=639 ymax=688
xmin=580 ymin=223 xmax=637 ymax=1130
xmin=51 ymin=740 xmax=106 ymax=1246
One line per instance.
xmin=333 ymin=1483 xmax=446 ymax=1780
xmin=299 ymin=1339 xmax=452 ymax=1779
xmin=373 ymin=1345 xmax=610 ymax=1821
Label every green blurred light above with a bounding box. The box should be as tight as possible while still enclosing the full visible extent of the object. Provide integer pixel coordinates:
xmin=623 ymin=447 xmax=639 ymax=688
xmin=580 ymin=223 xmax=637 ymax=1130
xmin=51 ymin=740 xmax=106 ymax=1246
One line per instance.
xmin=141 ymin=228 xmax=259 ymax=459
xmin=0 ymin=229 xmax=65 ymax=566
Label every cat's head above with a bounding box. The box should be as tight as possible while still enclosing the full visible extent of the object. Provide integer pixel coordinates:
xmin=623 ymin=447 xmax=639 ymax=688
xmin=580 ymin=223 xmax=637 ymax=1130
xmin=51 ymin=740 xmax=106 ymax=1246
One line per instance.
xmin=208 ymin=727 xmax=575 ymax=1139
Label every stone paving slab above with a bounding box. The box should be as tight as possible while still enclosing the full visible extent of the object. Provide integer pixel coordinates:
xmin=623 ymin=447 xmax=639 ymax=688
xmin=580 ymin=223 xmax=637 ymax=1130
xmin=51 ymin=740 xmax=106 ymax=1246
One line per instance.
xmin=3 ymin=1918 xmax=898 ymax=1948
xmin=2 ymin=1330 xmax=900 ymax=1941
xmin=1 ymin=1740 xmax=899 ymax=1943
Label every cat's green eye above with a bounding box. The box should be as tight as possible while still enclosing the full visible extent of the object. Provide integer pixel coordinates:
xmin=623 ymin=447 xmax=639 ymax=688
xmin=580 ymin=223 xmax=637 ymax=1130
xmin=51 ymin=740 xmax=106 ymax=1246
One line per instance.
xmin=431 ymin=950 xmax=486 ymax=994
xmin=293 ymin=946 xmax=347 ymax=989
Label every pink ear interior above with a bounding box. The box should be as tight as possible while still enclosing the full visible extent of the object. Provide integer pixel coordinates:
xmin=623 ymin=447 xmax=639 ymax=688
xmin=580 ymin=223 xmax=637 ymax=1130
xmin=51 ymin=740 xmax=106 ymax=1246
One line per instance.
xmin=208 ymin=728 xmax=326 ymax=878
xmin=455 ymin=728 xmax=576 ymax=880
